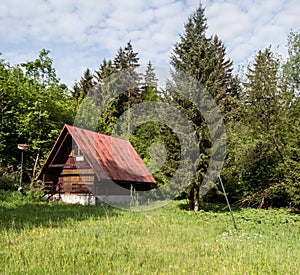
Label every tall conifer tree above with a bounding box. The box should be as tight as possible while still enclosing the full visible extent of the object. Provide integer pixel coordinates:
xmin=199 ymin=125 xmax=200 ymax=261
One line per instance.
xmin=167 ymin=4 xmax=238 ymax=210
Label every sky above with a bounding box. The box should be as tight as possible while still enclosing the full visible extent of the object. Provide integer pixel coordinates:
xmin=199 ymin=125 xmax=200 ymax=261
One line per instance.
xmin=1 ymin=0 xmax=299 ymax=88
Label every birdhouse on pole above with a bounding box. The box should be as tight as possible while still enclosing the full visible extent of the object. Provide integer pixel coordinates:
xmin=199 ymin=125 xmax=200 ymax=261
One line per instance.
xmin=18 ymin=144 xmax=28 ymax=151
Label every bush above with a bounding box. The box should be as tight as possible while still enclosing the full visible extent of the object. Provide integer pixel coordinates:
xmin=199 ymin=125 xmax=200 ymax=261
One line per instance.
xmin=0 ymin=167 xmax=18 ymax=191
xmin=27 ymin=189 xmax=46 ymax=203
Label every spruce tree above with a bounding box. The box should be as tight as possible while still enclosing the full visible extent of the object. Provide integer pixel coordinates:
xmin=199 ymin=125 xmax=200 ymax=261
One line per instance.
xmin=79 ymin=68 xmax=94 ymax=97
xmin=167 ymin=4 xmax=238 ymax=210
xmin=144 ymin=61 xmax=158 ymax=88
xmin=92 ymin=42 xmax=142 ymax=135
xmin=94 ymin=59 xmax=115 ymax=85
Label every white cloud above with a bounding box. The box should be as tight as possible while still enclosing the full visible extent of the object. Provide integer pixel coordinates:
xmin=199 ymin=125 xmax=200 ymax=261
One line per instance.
xmin=205 ymin=0 xmax=299 ymax=68
xmin=0 ymin=0 xmax=299 ymax=87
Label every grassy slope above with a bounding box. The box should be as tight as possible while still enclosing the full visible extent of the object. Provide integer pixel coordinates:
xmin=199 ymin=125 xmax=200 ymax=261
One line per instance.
xmin=0 ymin=191 xmax=299 ymax=275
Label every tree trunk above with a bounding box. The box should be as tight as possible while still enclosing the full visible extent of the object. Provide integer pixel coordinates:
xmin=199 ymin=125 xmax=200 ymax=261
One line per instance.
xmin=188 ymin=187 xmax=195 ymax=211
xmin=194 ymin=187 xmax=200 ymax=212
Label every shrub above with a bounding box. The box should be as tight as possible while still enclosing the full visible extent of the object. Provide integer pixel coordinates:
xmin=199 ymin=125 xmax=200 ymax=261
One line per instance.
xmin=0 ymin=167 xmax=18 ymax=191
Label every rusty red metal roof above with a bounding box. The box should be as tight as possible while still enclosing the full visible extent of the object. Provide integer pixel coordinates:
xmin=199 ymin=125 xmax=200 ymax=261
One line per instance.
xmin=38 ymin=124 xmax=156 ymax=183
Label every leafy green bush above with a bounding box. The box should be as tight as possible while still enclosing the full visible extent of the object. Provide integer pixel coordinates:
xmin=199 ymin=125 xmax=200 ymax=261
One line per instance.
xmin=0 ymin=167 xmax=18 ymax=191
xmin=27 ymin=189 xmax=46 ymax=203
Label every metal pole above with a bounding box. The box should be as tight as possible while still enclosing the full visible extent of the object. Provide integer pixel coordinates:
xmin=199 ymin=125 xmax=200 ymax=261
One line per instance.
xmin=17 ymin=144 xmax=27 ymax=189
xmin=20 ymin=150 xmax=23 ymax=186
xmin=218 ymin=175 xmax=238 ymax=233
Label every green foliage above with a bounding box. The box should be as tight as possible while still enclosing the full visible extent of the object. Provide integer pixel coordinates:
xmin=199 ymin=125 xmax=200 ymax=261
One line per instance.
xmin=79 ymin=68 xmax=94 ymax=97
xmin=0 ymin=167 xmax=18 ymax=190
xmin=224 ymin=43 xmax=300 ymax=208
xmin=0 ymin=50 xmax=75 ymax=182
xmin=143 ymin=61 xmax=158 ymax=88
xmin=283 ymin=31 xmax=300 ymax=93
xmin=281 ymin=32 xmax=300 ymax=205
xmin=73 ymin=41 xmax=143 ymax=136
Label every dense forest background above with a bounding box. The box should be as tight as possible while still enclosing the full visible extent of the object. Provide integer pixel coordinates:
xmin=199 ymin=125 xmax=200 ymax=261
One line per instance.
xmin=0 ymin=4 xmax=299 ymax=209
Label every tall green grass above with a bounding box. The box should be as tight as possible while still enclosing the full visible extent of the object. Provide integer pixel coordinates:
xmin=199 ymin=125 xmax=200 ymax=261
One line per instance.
xmin=1 ymin=191 xmax=299 ymax=274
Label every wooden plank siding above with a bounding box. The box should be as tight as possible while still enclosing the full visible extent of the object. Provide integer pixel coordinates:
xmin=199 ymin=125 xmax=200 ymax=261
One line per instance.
xmin=58 ymin=152 xmax=95 ymax=195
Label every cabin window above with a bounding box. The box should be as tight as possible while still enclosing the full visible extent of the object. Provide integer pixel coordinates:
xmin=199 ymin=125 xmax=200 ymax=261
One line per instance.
xmin=74 ymin=144 xmax=84 ymax=161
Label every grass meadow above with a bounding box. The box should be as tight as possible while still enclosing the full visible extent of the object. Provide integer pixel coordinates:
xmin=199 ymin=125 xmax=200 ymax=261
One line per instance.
xmin=0 ymin=191 xmax=299 ymax=275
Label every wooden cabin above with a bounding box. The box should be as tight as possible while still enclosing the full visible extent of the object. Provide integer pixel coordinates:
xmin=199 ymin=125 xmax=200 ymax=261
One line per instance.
xmin=37 ymin=125 xmax=156 ymax=205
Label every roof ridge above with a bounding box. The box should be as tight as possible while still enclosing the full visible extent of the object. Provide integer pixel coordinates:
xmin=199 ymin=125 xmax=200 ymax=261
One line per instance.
xmin=64 ymin=124 xmax=130 ymax=142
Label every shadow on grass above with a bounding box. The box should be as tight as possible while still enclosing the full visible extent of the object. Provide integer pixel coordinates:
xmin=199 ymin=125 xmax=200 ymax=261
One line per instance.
xmin=0 ymin=201 xmax=120 ymax=231
xmin=177 ymin=200 xmax=242 ymax=213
